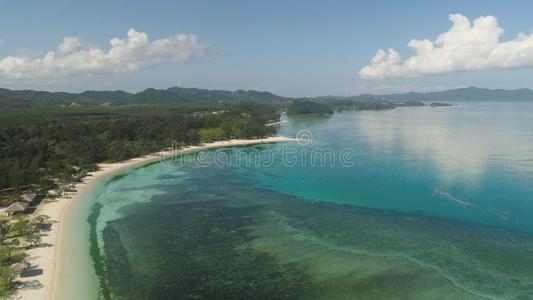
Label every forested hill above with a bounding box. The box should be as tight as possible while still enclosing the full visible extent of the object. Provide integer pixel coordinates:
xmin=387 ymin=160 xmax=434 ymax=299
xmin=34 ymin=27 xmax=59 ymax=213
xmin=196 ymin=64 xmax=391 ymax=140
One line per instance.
xmin=321 ymin=87 xmax=533 ymax=102
xmin=0 ymin=102 xmax=279 ymax=202
xmin=287 ymin=100 xmax=334 ymax=115
xmin=0 ymin=87 xmax=292 ymax=108
xmin=4 ymin=86 xmax=532 ymax=109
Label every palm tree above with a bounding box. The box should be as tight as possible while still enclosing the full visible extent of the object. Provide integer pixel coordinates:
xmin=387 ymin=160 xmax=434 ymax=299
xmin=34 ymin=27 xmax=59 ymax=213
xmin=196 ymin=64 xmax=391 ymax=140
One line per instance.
xmin=0 ymin=221 xmax=9 ymax=246
xmin=0 ymin=265 xmax=19 ymax=295
xmin=4 ymin=239 xmax=20 ymax=264
xmin=26 ymin=226 xmax=42 ymax=248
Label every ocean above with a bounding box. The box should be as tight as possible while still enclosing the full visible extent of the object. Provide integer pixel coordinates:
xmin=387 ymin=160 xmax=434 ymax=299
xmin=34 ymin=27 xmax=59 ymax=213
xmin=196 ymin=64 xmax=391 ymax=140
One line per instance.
xmin=58 ymin=102 xmax=533 ymax=299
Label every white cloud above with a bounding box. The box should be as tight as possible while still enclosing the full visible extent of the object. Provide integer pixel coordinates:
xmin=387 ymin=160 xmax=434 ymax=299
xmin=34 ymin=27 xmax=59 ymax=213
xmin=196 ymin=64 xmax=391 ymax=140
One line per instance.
xmin=359 ymin=14 xmax=533 ymax=79
xmin=0 ymin=29 xmax=208 ymax=80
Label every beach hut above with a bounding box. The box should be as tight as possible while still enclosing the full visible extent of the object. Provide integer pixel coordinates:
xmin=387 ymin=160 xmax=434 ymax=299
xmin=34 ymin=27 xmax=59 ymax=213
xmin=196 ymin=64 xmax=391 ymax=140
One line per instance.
xmin=10 ymin=261 xmax=31 ymax=276
xmin=5 ymin=202 xmax=29 ymax=216
xmin=30 ymin=214 xmax=50 ymax=225
xmin=20 ymin=193 xmax=37 ymax=204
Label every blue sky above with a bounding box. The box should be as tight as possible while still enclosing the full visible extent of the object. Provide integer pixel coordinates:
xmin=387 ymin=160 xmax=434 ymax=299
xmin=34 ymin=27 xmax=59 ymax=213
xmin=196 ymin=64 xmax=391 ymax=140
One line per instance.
xmin=1 ymin=0 xmax=533 ymax=96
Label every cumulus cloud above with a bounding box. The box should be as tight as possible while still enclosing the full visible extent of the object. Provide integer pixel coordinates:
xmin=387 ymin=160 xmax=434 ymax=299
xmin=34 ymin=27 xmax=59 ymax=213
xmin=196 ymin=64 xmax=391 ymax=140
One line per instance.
xmin=359 ymin=14 xmax=533 ymax=79
xmin=0 ymin=29 xmax=208 ymax=80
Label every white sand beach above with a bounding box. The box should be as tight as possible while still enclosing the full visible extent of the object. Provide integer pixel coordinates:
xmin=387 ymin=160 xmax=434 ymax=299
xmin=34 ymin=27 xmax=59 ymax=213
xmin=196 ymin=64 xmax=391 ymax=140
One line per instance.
xmin=14 ymin=136 xmax=295 ymax=300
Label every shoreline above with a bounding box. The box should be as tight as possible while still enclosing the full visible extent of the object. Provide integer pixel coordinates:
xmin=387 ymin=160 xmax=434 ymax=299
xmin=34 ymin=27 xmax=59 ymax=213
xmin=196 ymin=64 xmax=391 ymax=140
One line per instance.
xmin=14 ymin=136 xmax=295 ymax=300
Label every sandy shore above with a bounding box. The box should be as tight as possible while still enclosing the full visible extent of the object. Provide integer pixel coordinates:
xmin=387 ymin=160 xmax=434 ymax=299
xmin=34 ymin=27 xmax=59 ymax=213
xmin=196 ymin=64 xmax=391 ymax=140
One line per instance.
xmin=14 ymin=136 xmax=295 ymax=300
xmin=265 ymin=120 xmax=289 ymax=127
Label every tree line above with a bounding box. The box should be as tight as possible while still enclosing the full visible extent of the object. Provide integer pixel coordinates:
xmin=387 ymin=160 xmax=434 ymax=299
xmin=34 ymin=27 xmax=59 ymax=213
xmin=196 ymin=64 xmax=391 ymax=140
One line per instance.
xmin=0 ymin=103 xmax=277 ymax=199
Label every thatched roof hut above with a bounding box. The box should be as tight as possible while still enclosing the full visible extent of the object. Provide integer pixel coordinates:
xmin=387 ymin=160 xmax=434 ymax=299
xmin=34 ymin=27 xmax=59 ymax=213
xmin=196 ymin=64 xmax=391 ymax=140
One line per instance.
xmin=6 ymin=202 xmax=29 ymax=216
xmin=21 ymin=193 xmax=37 ymax=203
xmin=30 ymin=214 xmax=50 ymax=225
xmin=10 ymin=262 xmax=31 ymax=275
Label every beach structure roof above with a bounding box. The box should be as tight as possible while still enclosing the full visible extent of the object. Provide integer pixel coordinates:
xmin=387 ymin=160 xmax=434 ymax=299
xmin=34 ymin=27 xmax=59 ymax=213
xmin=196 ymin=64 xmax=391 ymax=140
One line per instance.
xmin=6 ymin=202 xmax=29 ymax=215
xmin=10 ymin=262 xmax=30 ymax=274
xmin=21 ymin=193 xmax=37 ymax=203
xmin=30 ymin=214 xmax=50 ymax=225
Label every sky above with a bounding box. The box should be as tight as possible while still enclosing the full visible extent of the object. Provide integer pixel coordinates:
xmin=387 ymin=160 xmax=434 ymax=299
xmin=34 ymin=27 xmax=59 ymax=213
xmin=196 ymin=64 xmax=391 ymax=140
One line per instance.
xmin=2 ymin=0 xmax=533 ymax=97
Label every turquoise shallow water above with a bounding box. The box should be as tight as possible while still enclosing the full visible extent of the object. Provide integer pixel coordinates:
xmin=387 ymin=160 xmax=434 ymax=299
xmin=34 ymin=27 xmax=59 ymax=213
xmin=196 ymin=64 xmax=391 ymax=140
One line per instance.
xmin=268 ymin=103 xmax=533 ymax=233
xmin=70 ymin=103 xmax=533 ymax=299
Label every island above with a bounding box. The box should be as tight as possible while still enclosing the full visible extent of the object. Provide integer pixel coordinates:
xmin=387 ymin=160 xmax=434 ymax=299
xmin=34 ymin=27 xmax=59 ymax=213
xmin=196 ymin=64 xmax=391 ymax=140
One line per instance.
xmin=430 ymin=102 xmax=454 ymax=107
xmin=286 ymin=100 xmax=334 ymax=115
xmin=0 ymin=87 xmax=291 ymax=298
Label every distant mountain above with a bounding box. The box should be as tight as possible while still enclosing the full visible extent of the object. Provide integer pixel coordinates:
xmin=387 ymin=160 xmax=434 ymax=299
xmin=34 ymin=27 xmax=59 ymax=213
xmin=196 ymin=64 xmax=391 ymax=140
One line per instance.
xmin=78 ymin=90 xmax=132 ymax=100
xmin=0 ymin=87 xmax=292 ymax=108
xmin=2 ymin=86 xmax=533 ymax=109
xmin=322 ymin=87 xmax=533 ymax=102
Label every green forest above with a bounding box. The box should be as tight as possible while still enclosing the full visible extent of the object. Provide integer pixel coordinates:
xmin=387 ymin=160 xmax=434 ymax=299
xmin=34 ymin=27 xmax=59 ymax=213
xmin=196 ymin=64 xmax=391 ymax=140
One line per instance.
xmin=0 ymin=89 xmax=285 ymax=296
xmin=0 ymin=103 xmax=277 ymax=205
xmin=1 ymin=100 xmax=278 ymax=296
xmin=286 ymin=100 xmax=334 ymax=115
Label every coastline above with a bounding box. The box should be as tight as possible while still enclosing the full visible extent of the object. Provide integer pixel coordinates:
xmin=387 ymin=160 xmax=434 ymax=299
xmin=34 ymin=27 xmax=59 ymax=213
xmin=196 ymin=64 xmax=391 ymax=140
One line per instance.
xmin=14 ymin=136 xmax=295 ymax=300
